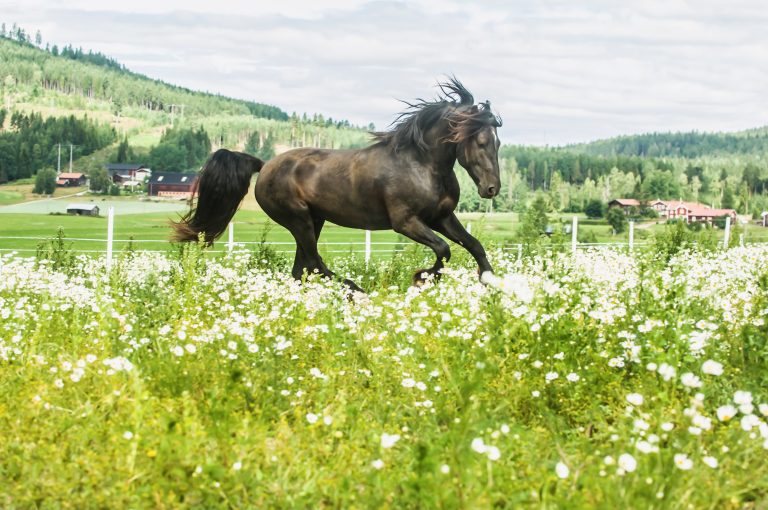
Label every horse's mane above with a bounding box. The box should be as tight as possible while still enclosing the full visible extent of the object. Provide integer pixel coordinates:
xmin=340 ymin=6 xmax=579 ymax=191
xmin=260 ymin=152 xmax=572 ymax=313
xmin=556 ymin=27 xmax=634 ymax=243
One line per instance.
xmin=372 ymin=77 xmax=502 ymax=153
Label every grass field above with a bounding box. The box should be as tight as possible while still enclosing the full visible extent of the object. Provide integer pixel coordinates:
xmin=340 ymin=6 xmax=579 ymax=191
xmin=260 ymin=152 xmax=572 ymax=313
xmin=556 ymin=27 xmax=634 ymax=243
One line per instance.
xmin=2 ymin=188 xmax=766 ymax=257
xmin=0 ymin=208 xmax=647 ymax=259
xmin=1 ymin=242 xmax=766 ymax=508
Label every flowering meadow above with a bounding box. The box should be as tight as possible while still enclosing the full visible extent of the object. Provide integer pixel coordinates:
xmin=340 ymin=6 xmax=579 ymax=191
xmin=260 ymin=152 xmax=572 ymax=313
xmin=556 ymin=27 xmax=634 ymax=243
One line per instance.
xmin=0 ymin=242 xmax=767 ymax=508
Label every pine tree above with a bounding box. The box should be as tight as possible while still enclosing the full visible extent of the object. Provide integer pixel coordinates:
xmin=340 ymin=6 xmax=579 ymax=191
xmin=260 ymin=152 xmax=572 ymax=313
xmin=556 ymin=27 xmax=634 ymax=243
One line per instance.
xmin=721 ymin=183 xmax=735 ymax=209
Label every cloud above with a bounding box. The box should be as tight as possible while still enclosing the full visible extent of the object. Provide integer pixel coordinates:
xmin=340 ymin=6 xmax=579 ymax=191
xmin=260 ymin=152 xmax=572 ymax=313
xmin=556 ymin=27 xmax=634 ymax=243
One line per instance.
xmin=2 ymin=0 xmax=766 ymax=145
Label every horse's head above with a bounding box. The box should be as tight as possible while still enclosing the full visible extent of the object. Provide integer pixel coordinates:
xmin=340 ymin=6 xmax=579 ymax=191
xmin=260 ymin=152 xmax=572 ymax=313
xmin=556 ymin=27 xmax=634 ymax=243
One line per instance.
xmin=452 ymin=102 xmax=502 ymax=199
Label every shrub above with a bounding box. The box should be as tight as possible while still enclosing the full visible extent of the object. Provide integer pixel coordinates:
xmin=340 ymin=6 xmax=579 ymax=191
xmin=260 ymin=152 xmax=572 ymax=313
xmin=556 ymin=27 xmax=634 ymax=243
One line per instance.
xmin=584 ymin=199 xmax=605 ymax=219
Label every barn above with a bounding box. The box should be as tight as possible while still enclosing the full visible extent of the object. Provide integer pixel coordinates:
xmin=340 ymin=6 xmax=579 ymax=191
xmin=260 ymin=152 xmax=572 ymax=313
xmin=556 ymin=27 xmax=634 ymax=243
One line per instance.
xmin=56 ymin=172 xmax=87 ymax=187
xmin=147 ymin=172 xmax=198 ymax=199
xmin=66 ymin=204 xmax=100 ymax=216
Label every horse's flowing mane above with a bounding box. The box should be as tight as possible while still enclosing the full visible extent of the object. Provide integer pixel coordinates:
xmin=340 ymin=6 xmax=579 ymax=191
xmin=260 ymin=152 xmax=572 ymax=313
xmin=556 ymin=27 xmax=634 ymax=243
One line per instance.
xmin=372 ymin=77 xmax=502 ymax=153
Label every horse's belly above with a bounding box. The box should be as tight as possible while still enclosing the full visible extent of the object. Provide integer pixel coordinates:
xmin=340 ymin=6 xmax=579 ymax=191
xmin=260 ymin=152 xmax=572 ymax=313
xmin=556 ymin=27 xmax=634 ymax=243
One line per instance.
xmin=318 ymin=207 xmax=392 ymax=231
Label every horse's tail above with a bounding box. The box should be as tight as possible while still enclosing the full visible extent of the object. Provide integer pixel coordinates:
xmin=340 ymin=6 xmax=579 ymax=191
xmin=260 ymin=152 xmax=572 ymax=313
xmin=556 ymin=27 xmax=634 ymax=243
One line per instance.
xmin=171 ymin=149 xmax=264 ymax=245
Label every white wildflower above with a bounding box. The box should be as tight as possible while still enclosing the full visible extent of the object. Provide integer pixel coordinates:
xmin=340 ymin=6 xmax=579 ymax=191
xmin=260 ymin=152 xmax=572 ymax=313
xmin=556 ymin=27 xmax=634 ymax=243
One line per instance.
xmin=618 ymin=453 xmax=637 ymax=473
xmin=674 ymin=453 xmax=693 ymax=470
xmin=734 ymin=391 xmax=753 ymax=406
xmin=381 ymin=433 xmax=401 ymax=449
xmin=680 ymin=372 xmax=702 ymax=388
xmin=701 ymin=360 xmax=723 ymax=376
xmin=657 ymin=363 xmax=676 ymax=381
xmin=716 ymin=405 xmax=737 ymax=422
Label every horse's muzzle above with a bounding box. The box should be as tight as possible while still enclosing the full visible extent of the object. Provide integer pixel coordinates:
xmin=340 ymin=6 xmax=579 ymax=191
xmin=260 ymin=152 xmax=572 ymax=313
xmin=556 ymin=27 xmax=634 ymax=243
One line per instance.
xmin=479 ymin=185 xmax=499 ymax=199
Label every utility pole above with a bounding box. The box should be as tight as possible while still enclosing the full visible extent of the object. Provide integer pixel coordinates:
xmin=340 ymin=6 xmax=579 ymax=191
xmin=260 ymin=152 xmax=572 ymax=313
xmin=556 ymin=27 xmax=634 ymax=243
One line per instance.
xmin=69 ymin=144 xmax=75 ymax=173
xmin=168 ymin=104 xmax=185 ymax=126
xmin=57 ymin=143 xmax=61 ymax=174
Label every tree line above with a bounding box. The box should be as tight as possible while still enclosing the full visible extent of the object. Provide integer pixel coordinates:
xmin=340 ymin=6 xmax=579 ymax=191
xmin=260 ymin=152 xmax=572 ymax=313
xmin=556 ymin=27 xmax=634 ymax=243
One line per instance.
xmin=454 ymin=145 xmax=768 ymax=217
xmin=0 ymin=111 xmax=116 ymax=182
xmin=566 ymin=130 xmax=768 ymax=158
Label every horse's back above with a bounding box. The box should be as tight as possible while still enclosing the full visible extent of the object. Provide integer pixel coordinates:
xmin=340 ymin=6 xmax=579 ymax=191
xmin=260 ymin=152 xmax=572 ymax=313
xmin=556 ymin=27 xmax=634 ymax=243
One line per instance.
xmin=254 ymin=145 xmax=393 ymax=229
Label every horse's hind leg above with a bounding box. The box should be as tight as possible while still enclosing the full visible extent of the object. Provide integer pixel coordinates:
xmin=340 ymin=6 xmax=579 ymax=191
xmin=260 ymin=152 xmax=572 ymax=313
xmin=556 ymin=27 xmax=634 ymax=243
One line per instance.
xmin=286 ymin=214 xmax=364 ymax=293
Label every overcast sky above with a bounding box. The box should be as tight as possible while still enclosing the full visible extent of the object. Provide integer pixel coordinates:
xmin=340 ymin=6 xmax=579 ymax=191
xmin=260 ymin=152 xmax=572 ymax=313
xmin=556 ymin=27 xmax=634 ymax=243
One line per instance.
xmin=2 ymin=0 xmax=767 ymax=145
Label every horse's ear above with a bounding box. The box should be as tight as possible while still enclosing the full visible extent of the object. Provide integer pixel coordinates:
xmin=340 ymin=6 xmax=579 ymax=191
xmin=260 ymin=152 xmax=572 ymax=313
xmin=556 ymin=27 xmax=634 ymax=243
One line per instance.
xmin=480 ymin=100 xmax=502 ymax=127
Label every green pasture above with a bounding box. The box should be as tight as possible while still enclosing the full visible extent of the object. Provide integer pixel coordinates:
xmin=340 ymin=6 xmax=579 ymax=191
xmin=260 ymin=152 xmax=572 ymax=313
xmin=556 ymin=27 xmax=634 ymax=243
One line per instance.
xmin=0 ymin=189 xmax=24 ymax=206
xmin=0 ymin=210 xmax=509 ymax=257
xmin=1 ymin=204 xmax=765 ymax=257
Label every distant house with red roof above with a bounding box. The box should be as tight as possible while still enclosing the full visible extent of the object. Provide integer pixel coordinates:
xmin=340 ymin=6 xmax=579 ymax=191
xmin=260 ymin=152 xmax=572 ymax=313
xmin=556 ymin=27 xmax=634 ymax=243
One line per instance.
xmin=651 ymin=199 xmax=736 ymax=223
xmin=56 ymin=172 xmax=87 ymax=187
xmin=608 ymin=198 xmax=641 ymax=208
xmin=607 ymin=198 xmax=643 ymax=215
xmin=610 ymin=198 xmax=736 ymax=224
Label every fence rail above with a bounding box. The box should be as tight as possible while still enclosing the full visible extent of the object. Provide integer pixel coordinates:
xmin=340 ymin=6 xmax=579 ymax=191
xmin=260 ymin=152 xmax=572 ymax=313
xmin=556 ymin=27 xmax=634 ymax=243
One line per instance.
xmin=1 ymin=210 xmax=767 ymax=264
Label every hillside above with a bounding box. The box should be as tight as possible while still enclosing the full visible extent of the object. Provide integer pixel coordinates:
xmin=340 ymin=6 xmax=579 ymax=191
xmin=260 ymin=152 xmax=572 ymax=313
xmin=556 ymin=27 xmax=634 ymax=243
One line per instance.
xmin=0 ymin=33 xmax=287 ymax=120
xmin=0 ymin=33 xmax=371 ymax=160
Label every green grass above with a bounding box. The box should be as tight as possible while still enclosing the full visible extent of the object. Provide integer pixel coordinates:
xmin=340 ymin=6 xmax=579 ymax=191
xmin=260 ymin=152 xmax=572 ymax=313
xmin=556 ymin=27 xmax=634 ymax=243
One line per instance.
xmin=0 ymin=190 xmax=24 ymax=206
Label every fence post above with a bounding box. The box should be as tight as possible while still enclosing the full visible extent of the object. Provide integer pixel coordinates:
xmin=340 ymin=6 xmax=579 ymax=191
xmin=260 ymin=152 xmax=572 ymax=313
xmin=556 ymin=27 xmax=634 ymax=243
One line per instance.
xmin=723 ymin=216 xmax=731 ymax=249
xmin=106 ymin=206 xmax=114 ymax=270
xmin=629 ymin=221 xmax=634 ymax=252
xmin=365 ymin=230 xmax=371 ymax=266
xmin=517 ymin=243 xmax=522 ymax=261
xmin=228 ymin=222 xmax=234 ymax=253
xmin=571 ymin=216 xmax=578 ymax=253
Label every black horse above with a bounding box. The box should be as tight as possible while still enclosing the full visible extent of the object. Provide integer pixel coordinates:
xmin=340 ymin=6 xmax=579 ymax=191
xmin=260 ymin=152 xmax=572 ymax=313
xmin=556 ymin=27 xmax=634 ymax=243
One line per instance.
xmin=172 ymin=78 xmax=502 ymax=292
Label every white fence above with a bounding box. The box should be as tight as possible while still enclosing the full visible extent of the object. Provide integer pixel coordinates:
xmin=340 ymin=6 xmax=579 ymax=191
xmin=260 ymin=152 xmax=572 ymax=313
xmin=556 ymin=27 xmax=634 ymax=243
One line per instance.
xmin=1 ymin=211 xmax=767 ymax=266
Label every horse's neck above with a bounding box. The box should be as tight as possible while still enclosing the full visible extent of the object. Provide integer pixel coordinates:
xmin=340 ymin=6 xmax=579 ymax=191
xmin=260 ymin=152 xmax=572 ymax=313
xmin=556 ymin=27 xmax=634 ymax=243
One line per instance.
xmin=423 ymin=127 xmax=458 ymax=173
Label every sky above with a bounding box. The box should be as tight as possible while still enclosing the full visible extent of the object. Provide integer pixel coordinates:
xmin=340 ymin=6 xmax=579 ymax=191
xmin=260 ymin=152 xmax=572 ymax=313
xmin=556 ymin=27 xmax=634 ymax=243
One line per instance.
xmin=1 ymin=0 xmax=767 ymax=146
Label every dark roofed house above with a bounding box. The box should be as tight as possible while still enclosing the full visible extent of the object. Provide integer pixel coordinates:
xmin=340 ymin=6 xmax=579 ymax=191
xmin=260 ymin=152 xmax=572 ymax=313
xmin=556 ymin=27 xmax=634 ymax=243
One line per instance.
xmin=56 ymin=172 xmax=87 ymax=187
xmin=147 ymin=172 xmax=198 ymax=199
xmin=608 ymin=198 xmax=642 ymax=215
xmin=66 ymin=203 xmax=100 ymax=216
xmin=106 ymin=163 xmax=150 ymax=184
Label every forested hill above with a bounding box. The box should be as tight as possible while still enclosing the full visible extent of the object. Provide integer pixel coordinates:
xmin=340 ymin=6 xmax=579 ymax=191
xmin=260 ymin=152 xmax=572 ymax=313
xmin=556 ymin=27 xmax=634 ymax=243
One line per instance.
xmin=565 ymin=129 xmax=768 ymax=159
xmin=0 ymin=34 xmax=288 ymax=120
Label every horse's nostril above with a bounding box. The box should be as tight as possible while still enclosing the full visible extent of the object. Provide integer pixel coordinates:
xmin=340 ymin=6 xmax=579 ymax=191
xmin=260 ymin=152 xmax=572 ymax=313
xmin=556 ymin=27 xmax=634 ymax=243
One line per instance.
xmin=487 ymin=186 xmax=496 ymax=196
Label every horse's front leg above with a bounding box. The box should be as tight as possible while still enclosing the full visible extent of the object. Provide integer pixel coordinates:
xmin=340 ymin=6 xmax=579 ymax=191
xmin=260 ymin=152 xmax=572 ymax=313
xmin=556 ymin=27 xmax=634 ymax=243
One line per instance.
xmin=433 ymin=213 xmax=493 ymax=282
xmin=392 ymin=216 xmax=451 ymax=286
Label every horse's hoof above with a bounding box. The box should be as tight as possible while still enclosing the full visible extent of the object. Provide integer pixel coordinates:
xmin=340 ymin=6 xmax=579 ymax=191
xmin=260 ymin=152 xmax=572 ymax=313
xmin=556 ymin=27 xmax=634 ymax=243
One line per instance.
xmin=412 ymin=269 xmax=438 ymax=287
xmin=343 ymin=279 xmax=365 ymax=294
xmin=480 ymin=271 xmax=501 ymax=287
